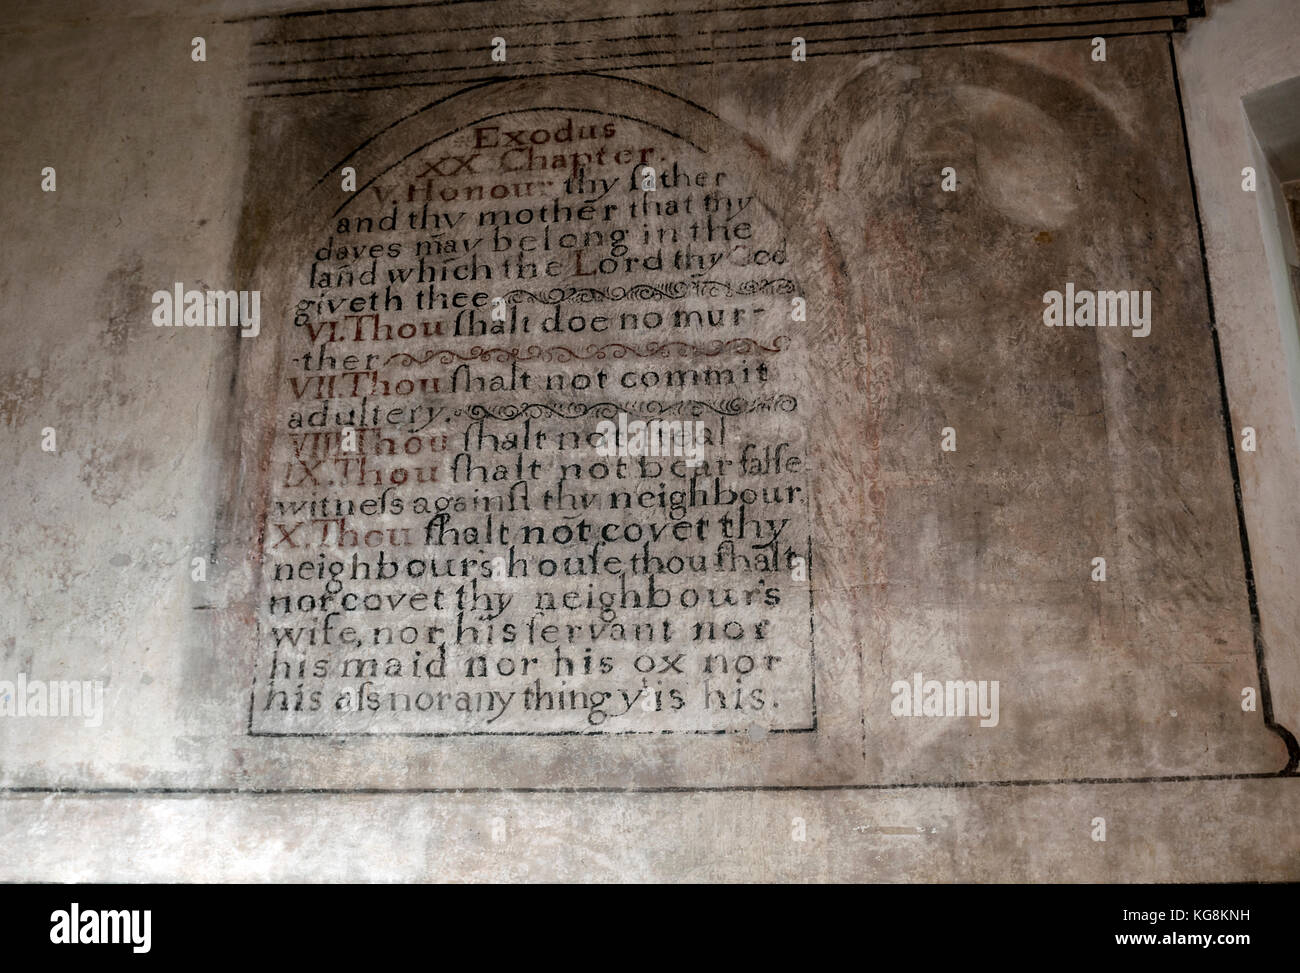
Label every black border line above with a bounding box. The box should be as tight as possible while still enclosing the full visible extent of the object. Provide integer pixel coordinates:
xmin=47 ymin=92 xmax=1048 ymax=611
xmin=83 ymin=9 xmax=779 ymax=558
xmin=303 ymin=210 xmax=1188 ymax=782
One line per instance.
xmin=10 ymin=17 xmax=1294 ymax=800
xmin=232 ymin=24 xmax=1292 ymax=786
xmin=0 ymin=771 xmax=1295 ymax=796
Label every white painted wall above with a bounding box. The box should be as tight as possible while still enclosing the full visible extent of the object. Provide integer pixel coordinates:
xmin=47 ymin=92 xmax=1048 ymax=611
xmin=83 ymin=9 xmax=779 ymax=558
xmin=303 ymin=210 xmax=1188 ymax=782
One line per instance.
xmin=1177 ymin=0 xmax=1300 ymax=742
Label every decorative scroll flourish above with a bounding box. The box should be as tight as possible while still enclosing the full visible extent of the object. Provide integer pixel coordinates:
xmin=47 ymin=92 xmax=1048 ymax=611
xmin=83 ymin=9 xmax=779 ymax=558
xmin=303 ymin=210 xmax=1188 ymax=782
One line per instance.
xmin=458 ymin=396 xmax=798 ymax=421
xmin=496 ymin=279 xmax=799 ymax=303
xmin=385 ymin=336 xmax=788 ymax=367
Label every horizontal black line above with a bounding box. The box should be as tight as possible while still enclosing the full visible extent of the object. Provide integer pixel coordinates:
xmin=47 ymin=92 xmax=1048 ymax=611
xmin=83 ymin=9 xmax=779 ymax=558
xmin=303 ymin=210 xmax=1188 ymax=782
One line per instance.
xmin=0 ymin=770 xmax=1293 ymax=797
xmin=249 ymin=0 xmax=1183 ymax=46
xmin=228 ymin=0 xmax=501 ymax=23
xmin=254 ymin=32 xmax=681 ymax=66
xmin=246 ymin=725 xmax=817 ymax=737
xmin=247 ymin=25 xmax=1175 ymax=97
xmin=257 ymin=44 xmax=462 ymax=65
xmin=723 ymin=0 xmax=1183 ymax=34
